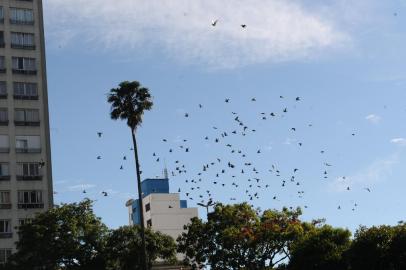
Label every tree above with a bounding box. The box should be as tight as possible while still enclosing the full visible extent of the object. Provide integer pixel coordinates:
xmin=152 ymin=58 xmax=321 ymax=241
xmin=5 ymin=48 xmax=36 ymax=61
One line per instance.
xmin=105 ymin=226 xmax=177 ymax=270
xmin=107 ymin=81 xmax=153 ymax=270
xmin=177 ymin=203 xmax=304 ymax=269
xmin=387 ymin=224 xmax=406 ymax=269
xmin=346 ymin=225 xmax=394 ymax=270
xmin=287 ymin=224 xmax=351 ymax=270
xmin=6 ymin=200 xmax=108 ymax=270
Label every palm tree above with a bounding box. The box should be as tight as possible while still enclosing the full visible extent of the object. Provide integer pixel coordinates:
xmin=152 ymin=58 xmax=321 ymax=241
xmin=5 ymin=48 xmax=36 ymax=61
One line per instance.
xmin=107 ymin=81 xmax=153 ymax=270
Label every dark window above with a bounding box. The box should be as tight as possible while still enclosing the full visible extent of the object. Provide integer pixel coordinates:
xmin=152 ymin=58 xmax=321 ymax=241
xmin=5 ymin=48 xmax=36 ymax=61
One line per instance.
xmin=145 ymin=203 xmax=150 ymax=212
xmin=147 ymin=219 xmax=152 ymax=227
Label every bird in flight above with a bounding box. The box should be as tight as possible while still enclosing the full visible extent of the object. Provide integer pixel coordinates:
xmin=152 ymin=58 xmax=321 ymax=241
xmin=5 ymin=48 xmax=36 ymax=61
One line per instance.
xmin=97 ymin=156 xmax=101 ymax=160
xmin=97 ymin=132 xmax=103 ymax=138
xmin=241 ymin=24 xmax=247 ymax=28
xmin=102 ymin=191 xmax=108 ymax=197
xmin=212 ymin=19 xmax=218 ymax=26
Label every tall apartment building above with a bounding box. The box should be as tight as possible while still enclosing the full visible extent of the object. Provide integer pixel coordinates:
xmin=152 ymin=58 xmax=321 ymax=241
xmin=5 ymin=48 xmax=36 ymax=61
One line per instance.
xmin=0 ymin=0 xmax=53 ymax=264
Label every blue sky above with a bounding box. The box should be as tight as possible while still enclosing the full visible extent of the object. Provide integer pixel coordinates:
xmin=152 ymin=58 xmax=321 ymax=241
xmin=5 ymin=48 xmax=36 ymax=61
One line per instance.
xmin=44 ymin=0 xmax=406 ymax=232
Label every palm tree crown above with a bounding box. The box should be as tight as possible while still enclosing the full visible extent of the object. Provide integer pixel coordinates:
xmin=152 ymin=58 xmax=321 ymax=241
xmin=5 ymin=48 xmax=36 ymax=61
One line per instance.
xmin=107 ymin=81 xmax=153 ymax=130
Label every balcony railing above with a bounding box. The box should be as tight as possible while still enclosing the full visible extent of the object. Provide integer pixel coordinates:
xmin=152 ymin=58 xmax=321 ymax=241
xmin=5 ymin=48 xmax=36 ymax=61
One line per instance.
xmin=0 ymin=68 xmax=6 ymax=73
xmin=0 ymin=204 xmax=11 ymax=209
xmin=0 ymin=175 xmax=10 ymax=181
xmin=14 ymin=120 xmax=40 ymax=126
xmin=0 ymin=147 xmax=10 ymax=153
xmin=0 ymin=233 xmax=12 ymax=239
xmin=11 ymin=44 xmax=35 ymax=50
xmin=16 ymin=148 xmax=41 ymax=153
xmin=13 ymin=94 xmax=38 ymax=100
xmin=0 ymin=120 xmax=8 ymax=126
xmin=10 ymin=19 xmax=34 ymax=25
xmin=18 ymin=203 xmax=44 ymax=209
xmin=12 ymin=69 xmax=37 ymax=75
xmin=16 ymin=175 xmax=42 ymax=181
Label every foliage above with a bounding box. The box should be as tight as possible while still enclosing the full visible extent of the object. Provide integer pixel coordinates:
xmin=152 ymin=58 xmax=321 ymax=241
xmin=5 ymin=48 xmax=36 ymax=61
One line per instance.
xmin=105 ymin=226 xmax=177 ymax=270
xmin=177 ymin=203 xmax=303 ymax=269
xmin=7 ymin=199 xmax=108 ymax=270
xmin=5 ymin=200 xmax=177 ymax=270
xmin=107 ymin=80 xmax=153 ymax=131
xmin=287 ymin=224 xmax=351 ymax=270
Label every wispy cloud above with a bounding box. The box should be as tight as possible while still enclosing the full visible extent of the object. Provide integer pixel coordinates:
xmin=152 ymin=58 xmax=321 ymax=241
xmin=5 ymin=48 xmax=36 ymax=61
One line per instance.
xmin=329 ymin=153 xmax=399 ymax=192
xmin=44 ymin=0 xmax=351 ymax=68
xmin=68 ymin=184 xmax=96 ymax=191
xmin=391 ymin=138 xmax=406 ymax=147
xmin=365 ymin=114 xmax=382 ymax=124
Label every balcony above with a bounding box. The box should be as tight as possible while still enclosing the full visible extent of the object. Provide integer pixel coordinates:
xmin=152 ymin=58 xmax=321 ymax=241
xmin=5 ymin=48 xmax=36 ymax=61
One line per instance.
xmin=12 ymin=69 xmax=37 ymax=75
xmin=0 ymin=204 xmax=11 ymax=209
xmin=16 ymin=148 xmax=41 ymax=153
xmin=0 ymin=68 xmax=6 ymax=74
xmin=0 ymin=147 xmax=9 ymax=153
xmin=18 ymin=203 xmax=44 ymax=209
xmin=0 ymin=120 xmax=8 ymax=126
xmin=10 ymin=19 xmax=34 ymax=25
xmin=11 ymin=44 xmax=35 ymax=50
xmin=0 ymin=175 xmax=10 ymax=181
xmin=17 ymin=175 xmax=42 ymax=181
xmin=0 ymin=233 xmax=12 ymax=239
xmin=14 ymin=120 xmax=40 ymax=127
xmin=13 ymin=94 xmax=38 ymax=100
xmin=0 ymin=94 xmax=6 ymax=99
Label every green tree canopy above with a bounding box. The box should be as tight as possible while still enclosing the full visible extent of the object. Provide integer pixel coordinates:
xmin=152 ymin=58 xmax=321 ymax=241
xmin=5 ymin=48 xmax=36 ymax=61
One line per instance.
xmin=7 ymin=199 xmax=108 ymax=270
xmin=287 ymin=224 xmax=351 ymax=270
xmin=177 ymin=203 xmax=304 ymax=269
xmin=105 ymin=226 xmax=177 ymax=270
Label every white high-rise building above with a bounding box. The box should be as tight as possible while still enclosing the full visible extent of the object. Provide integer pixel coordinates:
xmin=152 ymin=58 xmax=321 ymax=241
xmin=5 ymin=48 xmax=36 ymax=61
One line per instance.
xmin=0 ymin=0 xmax=53 ymax=264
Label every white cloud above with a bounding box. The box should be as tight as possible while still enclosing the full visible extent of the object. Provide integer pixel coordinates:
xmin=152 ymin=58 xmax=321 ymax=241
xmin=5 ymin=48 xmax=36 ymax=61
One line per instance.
xmin=329 ymin=154 xmax=399 ymax=192
xmin=44 ymin=0 xmax=350 ymax=68
xmin=365 ymin=114 xmax=381 ymax=124
xmin=391 ymin=138 xmax=406 ymax=146
xmin=68 ymin=184 xmax=96 ymax=191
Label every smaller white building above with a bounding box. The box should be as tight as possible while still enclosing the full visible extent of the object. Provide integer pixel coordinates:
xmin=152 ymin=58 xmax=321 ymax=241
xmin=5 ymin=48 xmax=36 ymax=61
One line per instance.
xmin=125 ymin=178 xmax=198 ymax=242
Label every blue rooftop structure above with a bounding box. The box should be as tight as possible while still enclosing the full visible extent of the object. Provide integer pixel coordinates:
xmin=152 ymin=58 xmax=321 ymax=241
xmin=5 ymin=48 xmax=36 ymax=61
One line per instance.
xmin=141 ymin=178 xmax=169 ymax=197
xmin=128 ymin=178 xmax=188 ymax=225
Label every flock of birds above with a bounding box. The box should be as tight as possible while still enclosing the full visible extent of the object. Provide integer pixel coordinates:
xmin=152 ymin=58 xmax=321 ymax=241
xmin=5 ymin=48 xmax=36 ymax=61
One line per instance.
xmin=79 ymin=94 xmax=374 ymax=214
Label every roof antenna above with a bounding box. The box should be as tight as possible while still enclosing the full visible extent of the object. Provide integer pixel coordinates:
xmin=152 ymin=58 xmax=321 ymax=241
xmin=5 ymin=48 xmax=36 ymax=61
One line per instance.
xmin=163 ymin=159 xmax=169 ymax=179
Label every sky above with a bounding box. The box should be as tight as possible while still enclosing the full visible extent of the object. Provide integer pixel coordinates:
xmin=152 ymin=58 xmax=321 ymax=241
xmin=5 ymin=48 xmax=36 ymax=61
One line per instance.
xmin=43 ymin=0 xmax=406 ymax=233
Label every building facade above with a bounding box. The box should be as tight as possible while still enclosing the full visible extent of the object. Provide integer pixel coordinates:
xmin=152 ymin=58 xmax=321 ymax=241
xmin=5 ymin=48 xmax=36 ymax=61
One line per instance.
xmin=0 ymin=0 xmax=53 ymax=264
xmin=126 ymin=178 xmax=197 ymax=242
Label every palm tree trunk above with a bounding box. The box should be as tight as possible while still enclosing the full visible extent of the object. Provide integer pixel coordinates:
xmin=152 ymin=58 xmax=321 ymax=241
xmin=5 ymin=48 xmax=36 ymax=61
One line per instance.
xmin=131 ymin=128 xmax=148 ymax=270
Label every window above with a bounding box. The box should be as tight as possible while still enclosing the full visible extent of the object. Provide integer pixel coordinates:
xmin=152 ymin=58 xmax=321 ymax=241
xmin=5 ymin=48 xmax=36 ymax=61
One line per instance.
xmin=0 ymin=7 xmax=4 ymax=23
xmin=0 ymin=191 xmax=10 ymax=204
xmin=145 ymin=203 xmax=151 ymax=212
xmin=147 ymin=219 xmax=152 ymax=227
xmin=0 ymin=220 xmax=10 ymax=233
xmin=17 ymin=162 xmax=41 ymax=180
xmin=0 ymin=32 xmax=4 ymax=47
xmin=0 ymin=57 xmax=5 ymax=73
xmin=15 ymin=135 xmax=40 ymax=153
xmin=15 ymin=109 xmax=39 ymax=126
xmin=0 ymin=82 xmax=6 ymax=98
xmin=0 ymin=135 xmax=9 ymax=153
xmin=12 ymin=57 xmax=36 ymax=74
xmin=11 ymin=32 xmax=35 ymax=49
xmin=18 ymin=190 xmax=43 ymax=209
xmin=0 ymin=191 xmax=10 ymax=209
xmin=13 ymin=82 xmax=37 ymax=99
xmin=0 ymin=220 xmax=11 ymax=238
xmin=0 ymin=109 xmax=7 ymax=125
xmin=18 ymin=218 xmax=31 ymax=227
xmin=0 ymin=249 xmax=12 ymax=264
xmin=0 ymin=164 xmax=9 ymax=177
xmin=10 ymin=8 xmax=34 ymax=25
